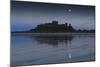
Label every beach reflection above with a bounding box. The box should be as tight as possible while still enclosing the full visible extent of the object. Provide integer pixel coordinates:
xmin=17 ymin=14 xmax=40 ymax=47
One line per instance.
xmin=11 ymin=33 xmax=95 ymax=66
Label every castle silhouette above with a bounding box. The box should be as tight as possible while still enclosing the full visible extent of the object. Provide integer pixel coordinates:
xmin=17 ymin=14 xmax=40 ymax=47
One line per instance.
xmin=12 ymin=20 xmax=95 ymax=33
xmin=29 ymin=21 xmax=75 ymax=32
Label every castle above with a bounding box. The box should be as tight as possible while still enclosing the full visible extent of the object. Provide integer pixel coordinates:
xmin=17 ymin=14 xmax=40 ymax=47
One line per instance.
xmin=29 ymin=21 xmax=75 ymax=32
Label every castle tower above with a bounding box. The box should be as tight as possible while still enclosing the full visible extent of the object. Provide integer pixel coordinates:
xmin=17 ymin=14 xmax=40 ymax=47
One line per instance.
xmin=69 ymin=23 xmax=71 ymax=27
xmin=68 ymin=23 xmax=74 ymax=31
xmin=52 ymin=21 xmax=58 ymax=25
xmin=65 ymin=23 xmax=68 ymax=27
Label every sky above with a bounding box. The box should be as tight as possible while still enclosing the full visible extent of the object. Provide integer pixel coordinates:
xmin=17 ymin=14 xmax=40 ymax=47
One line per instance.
xmin=11 ymin=1 xmax=95 ymax=32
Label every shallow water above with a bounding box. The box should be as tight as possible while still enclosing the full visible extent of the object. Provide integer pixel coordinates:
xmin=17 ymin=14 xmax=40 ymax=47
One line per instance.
xmin=11 ymin=33 xmax=95 ymax=66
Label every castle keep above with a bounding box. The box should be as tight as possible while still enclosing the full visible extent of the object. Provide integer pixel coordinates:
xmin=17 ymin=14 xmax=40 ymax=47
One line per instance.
xmin=29 ymin=21 xmax=75 ymax=32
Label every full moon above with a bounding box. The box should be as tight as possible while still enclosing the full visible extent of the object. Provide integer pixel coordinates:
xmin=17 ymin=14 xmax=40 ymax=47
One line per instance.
xmin=68 ymin=9 xmax=72 ymax=12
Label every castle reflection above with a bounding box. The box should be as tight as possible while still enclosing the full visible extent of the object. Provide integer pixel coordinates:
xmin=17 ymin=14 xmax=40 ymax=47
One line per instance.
xmin=32 ymin=35 xmax=74 ymax=47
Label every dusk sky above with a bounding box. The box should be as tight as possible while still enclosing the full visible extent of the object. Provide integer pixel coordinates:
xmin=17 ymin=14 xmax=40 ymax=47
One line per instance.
xmin=11 ymin=1 xmax=95 ymax=32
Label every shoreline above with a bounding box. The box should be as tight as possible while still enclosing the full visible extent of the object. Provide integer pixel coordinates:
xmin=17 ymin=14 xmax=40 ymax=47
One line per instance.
xmin=11 ymin=32 xmax=95 ymax=36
